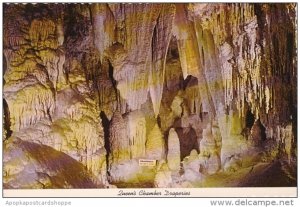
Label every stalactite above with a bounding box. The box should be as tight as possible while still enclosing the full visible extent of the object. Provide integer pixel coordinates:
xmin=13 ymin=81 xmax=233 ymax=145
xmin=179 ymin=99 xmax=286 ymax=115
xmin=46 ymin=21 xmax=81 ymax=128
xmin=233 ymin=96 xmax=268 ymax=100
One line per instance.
xmin=91 ymin=3 xmax=116 ymax=62
xmin=173 ymin=4 xmax=201 ymax=79
xmin=201 ymin=28 xmax=225 ymax=116
xmin=193 ymin=21 xmax=216 ymax=115
xmin=56 ymin=18 xmax=64 ymax=46
xmin=105 ymin=4 xmax=162 ymax=112
xmin=149 ymin=4 xmax=176 ymax=117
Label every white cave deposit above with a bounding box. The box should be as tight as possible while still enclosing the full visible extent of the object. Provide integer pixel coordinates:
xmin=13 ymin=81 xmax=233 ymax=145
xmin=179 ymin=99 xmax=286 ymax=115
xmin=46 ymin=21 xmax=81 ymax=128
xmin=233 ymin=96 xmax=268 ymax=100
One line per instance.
xmin=2 ymin=3 xmax=297 ymax=188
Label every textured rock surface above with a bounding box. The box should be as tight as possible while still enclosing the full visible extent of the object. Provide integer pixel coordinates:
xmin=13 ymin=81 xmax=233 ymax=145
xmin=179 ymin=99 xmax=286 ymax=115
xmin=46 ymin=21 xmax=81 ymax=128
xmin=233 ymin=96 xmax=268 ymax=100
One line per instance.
xmin=3 ymin=3 xmax=297 ymax=188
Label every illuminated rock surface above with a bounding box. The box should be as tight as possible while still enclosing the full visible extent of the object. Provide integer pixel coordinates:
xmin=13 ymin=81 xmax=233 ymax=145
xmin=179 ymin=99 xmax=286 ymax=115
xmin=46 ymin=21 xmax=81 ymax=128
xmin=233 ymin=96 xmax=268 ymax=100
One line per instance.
xmin=3 ymin=3 xmax=297 ymax=188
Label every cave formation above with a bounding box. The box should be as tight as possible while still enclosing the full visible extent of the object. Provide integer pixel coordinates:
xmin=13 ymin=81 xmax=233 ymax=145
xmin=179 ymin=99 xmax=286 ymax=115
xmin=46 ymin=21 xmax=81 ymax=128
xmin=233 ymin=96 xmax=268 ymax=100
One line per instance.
xmin=2 ymin=3 xmax=297 ymax=188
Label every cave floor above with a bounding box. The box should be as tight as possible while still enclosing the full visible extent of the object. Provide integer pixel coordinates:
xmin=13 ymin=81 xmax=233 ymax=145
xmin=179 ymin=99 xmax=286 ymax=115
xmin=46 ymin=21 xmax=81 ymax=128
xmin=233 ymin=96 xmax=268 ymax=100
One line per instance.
xmin=198 ymin=160 xmax=296 ymax=187
xmin=111 ymin=160 xmax=296 ymax=188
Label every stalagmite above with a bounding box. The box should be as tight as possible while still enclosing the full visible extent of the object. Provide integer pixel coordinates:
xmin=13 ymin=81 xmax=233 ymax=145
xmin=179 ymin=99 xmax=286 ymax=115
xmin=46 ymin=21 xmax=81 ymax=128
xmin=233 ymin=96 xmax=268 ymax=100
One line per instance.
xmin=125 ymin=111 xmax=147 ymax=159
xmin=108 ymin=112 xmax=143 ymax=183
xmin=170 ymin=94 xmax=183 ymax=118
xmin=167 ymin=128 xmax=181 ymax=171
xmin=146 ymin=124 xmax=165 ymax=160
xmin=98 ymin=75 xmax=118 ymax=120
xmin=219 ymin=110 xmax=248 ymax=164
xmin=182 ymin=150 xmax=203 ymax=182
xmin=200 ymin=123 xmax=221 ymax=174
xmin=109 ymin=111 xmax=130 ymax=165
xmin=154 ymin=162 xmax=173 ymax=188
xmin=281 ymin=124 xmax=293 ymax=164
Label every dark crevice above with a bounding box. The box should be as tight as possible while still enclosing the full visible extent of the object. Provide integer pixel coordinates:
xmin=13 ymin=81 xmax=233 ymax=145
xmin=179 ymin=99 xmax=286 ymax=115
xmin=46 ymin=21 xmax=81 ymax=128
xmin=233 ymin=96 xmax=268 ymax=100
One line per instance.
xmin=100 ymin=111 xmax=110 ymax=170
xmin=46 ymin=107 xmax=53 ymax=122
xmin=257 ymin=119 xmax=267 ymax=142
xmin=157 ymin=115 xmax=161 ymax=128
xmin=251 ymin=119 xmax=267 ymax=143
xmin=164 ymin=35 xmax=184 ymax=93
xmin=107 ymin=60 xmax=121 ymax=112
xmin=245 ymin=109 xmax=255 ymax=129
xmin=175 ymin=127 xmax=199 ymax=160
xmin=108 ymin=60 xmax=117 ymax=90
xmin=183 ymin=75 xmax=198 ymax=90
xmin=151 ymin=18 xmax=158 ymax=62
xmin=3 ymin=53 xmax=7 ymax=77
xmin=3 ymin=99 xmax=12 ymax=139
xmin=170 ymin=45 xmax=179 ymax=59
xmin=167 ymin=35 xmax=180 ymax=61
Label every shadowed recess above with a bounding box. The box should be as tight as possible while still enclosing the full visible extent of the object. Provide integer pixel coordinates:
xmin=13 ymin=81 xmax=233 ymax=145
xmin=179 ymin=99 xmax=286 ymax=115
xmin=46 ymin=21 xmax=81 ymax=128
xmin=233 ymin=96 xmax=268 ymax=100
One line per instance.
xmin=4 ymin=139 xmax=99 ymax=189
